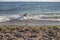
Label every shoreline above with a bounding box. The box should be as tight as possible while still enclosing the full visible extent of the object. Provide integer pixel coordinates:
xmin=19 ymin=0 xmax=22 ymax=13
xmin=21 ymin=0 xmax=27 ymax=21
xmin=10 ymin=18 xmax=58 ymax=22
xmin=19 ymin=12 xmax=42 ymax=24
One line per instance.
xmin=0 ymin=20 xmax=60 ymax=26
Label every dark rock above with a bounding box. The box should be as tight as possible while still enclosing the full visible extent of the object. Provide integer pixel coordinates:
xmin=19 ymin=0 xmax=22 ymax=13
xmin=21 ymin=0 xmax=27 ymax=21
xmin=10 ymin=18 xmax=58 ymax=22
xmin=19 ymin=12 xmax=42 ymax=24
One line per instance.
xmin=18 ymin=30 xmax=25 ymax=32
xmin=7 ymin=38 xmax=16 ymax=40
xmin=29 ymin=34 xmax=37 ymax=38
xmin=24 ymin=29 xmax=29 ymax=31
xmin=14 ymin=33 xmax=22 ymax=38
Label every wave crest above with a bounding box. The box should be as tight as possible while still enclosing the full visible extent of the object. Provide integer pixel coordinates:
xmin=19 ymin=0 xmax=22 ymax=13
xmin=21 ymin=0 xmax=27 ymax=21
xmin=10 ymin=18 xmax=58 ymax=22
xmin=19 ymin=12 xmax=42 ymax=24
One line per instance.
xmin=0 ymin=14 xmax=60 ymax=22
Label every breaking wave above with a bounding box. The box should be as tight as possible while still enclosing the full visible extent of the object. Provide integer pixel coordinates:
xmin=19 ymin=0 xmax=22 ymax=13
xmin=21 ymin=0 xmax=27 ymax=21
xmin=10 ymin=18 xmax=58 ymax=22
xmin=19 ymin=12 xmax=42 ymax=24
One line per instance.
xmin=0 ymin=14 xmax=60 ymax=22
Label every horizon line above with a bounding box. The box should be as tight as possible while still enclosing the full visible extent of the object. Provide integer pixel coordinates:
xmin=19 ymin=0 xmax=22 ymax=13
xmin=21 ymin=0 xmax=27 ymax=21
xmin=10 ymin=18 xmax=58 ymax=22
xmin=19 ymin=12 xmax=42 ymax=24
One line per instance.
xmin=0 ymin=1 xmax=60 ymax=2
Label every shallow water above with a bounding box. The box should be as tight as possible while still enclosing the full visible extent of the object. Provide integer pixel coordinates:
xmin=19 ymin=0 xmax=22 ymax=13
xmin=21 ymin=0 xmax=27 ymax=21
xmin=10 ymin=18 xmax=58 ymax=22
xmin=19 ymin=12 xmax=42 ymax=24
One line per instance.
xmin=0 ymin=20 xmax=60 ymax=26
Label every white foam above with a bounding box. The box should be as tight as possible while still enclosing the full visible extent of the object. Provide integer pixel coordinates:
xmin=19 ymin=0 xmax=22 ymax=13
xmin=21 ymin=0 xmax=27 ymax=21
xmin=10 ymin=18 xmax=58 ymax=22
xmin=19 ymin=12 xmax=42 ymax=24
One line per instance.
xmin=0 ymin=14 xmax=60 ymax=22
xmin=0 ymin=14 xmax=20 ymax=22
xmin=0 ymin=16 xmax=10 ymax=22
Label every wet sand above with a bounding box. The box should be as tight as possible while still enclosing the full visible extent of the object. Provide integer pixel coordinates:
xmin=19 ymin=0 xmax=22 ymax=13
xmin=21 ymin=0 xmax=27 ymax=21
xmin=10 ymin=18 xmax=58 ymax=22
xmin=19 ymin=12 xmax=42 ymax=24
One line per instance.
xmin=0 ymin=20 xmax=60 ymax=26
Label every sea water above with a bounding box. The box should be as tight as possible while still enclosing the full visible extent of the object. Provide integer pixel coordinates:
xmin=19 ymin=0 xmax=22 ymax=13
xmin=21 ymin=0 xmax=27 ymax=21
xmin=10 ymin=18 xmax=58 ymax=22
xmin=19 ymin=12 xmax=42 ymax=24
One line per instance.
xmin=0 ymin=2 xmax=60 ymax=23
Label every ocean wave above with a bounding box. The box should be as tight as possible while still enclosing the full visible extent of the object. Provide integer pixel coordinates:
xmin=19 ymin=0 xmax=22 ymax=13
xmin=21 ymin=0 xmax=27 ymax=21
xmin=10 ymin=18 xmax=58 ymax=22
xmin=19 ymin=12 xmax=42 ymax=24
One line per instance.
xmin=0 ymin=14 xmax=20 ymax=22
xmin=0 ymin=14 xmax=60 ymax=22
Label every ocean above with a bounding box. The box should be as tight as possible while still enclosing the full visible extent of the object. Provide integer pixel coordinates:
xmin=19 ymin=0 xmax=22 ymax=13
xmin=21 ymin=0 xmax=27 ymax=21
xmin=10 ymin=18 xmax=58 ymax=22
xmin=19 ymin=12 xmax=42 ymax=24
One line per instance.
xmin=0 ymin=2 xmax=60 ymax=26
xmin=0 ymin=2 xmax=60 ymax=14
